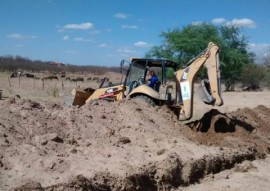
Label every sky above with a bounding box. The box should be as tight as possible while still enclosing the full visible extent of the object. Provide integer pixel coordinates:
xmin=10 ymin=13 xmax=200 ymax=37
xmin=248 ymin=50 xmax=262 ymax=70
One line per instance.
xmin=0 ymin=0 xmax=270 ymax=66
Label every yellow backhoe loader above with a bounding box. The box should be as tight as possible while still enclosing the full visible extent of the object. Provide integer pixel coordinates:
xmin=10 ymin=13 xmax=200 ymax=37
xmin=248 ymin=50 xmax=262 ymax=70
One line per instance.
xmin=72 ymin=42 xmax=223 ymax=120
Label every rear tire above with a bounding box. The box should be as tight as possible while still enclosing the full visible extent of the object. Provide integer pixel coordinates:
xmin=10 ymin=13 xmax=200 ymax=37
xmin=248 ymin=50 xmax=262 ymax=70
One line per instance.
xmin=133 ymin=95 xmax=156 ymax=106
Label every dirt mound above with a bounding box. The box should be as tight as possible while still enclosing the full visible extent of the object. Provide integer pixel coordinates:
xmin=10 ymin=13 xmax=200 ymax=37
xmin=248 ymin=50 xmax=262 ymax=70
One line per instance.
xmin=185 ymin=106 xmax=270 ymax=158
xmin=0 ymin=97 xmax=270 ymax=190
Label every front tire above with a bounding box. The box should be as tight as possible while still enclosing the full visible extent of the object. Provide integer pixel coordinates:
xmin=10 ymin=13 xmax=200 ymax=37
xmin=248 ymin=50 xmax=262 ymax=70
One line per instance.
xmin=132 ymin=95 xmax=156 ymax=106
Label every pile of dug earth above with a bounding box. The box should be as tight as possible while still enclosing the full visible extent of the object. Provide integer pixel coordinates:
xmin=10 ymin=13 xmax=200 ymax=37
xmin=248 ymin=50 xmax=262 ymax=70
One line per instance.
xmin=0 ymin=96 xmax=270 ymax=191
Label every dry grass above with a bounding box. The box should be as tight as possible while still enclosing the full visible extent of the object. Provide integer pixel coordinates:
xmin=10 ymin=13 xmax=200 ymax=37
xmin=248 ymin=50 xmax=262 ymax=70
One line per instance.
xmin=0 ymin=72 xmax=122 ymax=103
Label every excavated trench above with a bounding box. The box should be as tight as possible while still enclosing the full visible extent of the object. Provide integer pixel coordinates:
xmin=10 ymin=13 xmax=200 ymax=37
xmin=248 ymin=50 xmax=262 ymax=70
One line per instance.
xmin=15 ymin=150 xmax=255 ymax=191
xmin=184 ymin=106 xmax=270 ymax=159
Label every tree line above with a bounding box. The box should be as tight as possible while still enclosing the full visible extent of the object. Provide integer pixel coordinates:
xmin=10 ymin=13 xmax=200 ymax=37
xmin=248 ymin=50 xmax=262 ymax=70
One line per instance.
xmin=0 ymin=55 xmax=119 ymax=75
xmin=146 ymin=23 xmax=270 ymax=91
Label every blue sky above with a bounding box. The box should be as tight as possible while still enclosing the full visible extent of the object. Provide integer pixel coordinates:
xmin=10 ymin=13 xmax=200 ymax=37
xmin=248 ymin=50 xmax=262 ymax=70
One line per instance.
xmin=0 ymin=0 xmax=269 ymax=66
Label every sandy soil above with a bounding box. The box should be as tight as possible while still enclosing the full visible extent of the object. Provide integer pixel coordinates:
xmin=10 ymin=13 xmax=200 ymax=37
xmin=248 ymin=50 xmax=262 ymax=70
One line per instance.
xmin=176 ymin=156 xmax=270 ymax=191
xmin=0 ymin=72 xmax=270 ymax=191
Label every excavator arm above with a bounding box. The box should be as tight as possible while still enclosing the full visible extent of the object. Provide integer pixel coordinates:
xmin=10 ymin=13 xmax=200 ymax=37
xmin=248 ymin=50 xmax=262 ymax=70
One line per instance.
xmin=174 ymin=42 xmax=223 ymax=120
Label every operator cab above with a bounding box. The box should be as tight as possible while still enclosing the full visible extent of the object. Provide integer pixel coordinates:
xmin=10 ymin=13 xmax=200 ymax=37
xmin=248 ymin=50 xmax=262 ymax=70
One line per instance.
xmin=120 ymin=58 xmax=178 ymax=102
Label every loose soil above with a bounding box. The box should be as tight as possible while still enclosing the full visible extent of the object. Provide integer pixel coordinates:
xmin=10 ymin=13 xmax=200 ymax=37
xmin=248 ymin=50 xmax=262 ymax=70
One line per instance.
xmin=1 ymin=93 xmax=270 ymax=191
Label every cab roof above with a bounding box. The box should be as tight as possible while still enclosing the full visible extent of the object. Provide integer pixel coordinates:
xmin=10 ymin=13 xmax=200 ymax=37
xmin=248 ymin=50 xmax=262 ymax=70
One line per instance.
xmin=130 ymin=58 xmax=178 ymax=69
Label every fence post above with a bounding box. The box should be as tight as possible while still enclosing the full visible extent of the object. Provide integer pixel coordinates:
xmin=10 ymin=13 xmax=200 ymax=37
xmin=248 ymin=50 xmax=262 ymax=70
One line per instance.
xmin=8 ymin=77 xmax=11 ymax=87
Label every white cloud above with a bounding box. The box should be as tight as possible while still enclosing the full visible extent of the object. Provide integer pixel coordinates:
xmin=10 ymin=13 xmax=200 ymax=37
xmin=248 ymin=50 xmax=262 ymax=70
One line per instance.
xmin=15 ymin=44 xmax=23 ymax=48
xmin=134 ymin=41 xmax=152 ymax=48
xmin=74 ymin=37 xmax=84 ymax=41
xmin=7 ymin=33 xmax=37 ymax=39
xmin=191 ymin=21 xmax=203 ymax=26
xmin=62 ymin=50 xmax=79 ymax=55
xmin=249 ymin=43 xmax=270 ymax=55
xmin=57 ymin=28 xmax=64 ymax=33
xmin=248 ymin=43 xmax=270 ymax=63
xmin=99 ymin=43 xmax=108 ymax=48
xmin=89 ymin=30 xmax=100 ymax=35
xmin=122 ymin=25 xmax=138 ymax=29
xmin=7 ymin=33 xmax=22 ymax=39
xmin=114 ymin=13 xmax=131 ymax=19
xmin=117 ymin=48 xmax=135 ymax=54
xmin=63 ymin=35 xmax=69 ymax=40
xmin=106 ymin=53 xmax=114 ymax=58
xmin=230 ymin=18 xmax=256 ymax=28
xmin=212 ymin=18 xmax=226 ymax=24
xmin=73 ymin=37 xmax=92 ymax=42
xmin=211 ymin=18 xmax=256 ymax=28
xmin=64 ymin=22 xmax=93 ymax=30
xmin=44 ymin=0 xmax=55 ymax=5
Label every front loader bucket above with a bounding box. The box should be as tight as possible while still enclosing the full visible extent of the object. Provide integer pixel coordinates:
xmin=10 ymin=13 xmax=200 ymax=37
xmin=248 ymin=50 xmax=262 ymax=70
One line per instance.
xmin=72 ymin=88 xmax=95 ymax=106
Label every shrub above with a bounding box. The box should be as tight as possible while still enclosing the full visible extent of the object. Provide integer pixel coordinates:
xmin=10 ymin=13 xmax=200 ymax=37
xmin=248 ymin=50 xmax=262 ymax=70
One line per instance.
xmin=241 ymin=64 xmax=266 ymax=90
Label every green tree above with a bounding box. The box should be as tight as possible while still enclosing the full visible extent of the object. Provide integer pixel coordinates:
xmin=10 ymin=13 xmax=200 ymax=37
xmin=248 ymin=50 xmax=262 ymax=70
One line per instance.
xmin=262 ymin=49 xmax=270 ymax=87
xmin=146 ymin=23 xmax=254 ymax=91
xmin=219 ymin=25 xmax=255 ymax=90
xmin=146 ymin=23 xmax=221 ymax=66
xmin=262 ymin=48 xmax=270 ymax=69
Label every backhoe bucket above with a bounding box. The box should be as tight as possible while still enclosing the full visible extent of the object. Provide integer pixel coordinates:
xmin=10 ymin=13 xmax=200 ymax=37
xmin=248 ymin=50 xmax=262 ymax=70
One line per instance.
xmin=196 ymin=80 xmax=215 ymax=105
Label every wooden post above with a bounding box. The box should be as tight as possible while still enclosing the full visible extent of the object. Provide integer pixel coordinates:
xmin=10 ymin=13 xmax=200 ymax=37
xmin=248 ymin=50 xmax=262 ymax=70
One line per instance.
xmin=62 ymin=80 xmax=64 ymax=90
xmin=8 ymin=77 xmax=11 ymax=87
xmin=42 ymin=80 xmax=44 ymax=90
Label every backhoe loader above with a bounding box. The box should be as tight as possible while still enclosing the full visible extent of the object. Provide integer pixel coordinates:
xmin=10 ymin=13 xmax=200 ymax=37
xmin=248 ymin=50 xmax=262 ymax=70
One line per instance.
xmin=72 ymin=42 xmax=223 ymax=120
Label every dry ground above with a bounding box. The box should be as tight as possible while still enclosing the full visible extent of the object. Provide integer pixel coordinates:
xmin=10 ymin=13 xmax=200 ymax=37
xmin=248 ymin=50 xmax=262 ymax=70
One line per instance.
xmin=0 ymin=72 xmax=122 ymax=103
xmin=0 ymin=72 xmax=270 ymax=191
